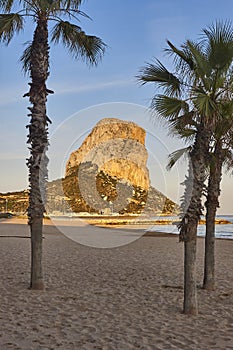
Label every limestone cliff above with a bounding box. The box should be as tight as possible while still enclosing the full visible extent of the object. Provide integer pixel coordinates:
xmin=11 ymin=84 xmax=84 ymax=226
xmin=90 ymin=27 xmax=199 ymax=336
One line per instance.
xmin=66 ymin=118 xmax=150 ymax=190
xmin=61 ymin=118 xmax=179 ymax=215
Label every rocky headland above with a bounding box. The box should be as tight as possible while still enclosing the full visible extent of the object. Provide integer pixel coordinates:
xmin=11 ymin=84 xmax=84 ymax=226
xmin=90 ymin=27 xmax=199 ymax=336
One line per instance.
xmin=60 ymin=117 xmax=178 ymax=215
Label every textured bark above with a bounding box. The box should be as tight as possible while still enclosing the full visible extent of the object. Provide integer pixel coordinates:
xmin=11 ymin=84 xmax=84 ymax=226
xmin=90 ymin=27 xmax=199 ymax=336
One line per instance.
xmin=26 ymin=17 xmax=50 ymax=290
xmin=179 ymin=125 xmax=211 ymax=315
xmin=184 ymin=237 xmax=198 ymax=315
xmin=30 ymin=217 xmax=44 ymax=289
xmin=203 ymin=141 xmax=223 ymax=291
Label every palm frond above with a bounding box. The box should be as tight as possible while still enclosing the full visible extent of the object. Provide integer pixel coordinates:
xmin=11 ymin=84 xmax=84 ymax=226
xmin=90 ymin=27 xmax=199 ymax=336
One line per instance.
xmin=202 ymin=20 xmax=233 ymax=72
xmin=18 ymin=0 xmax=39 ymax=14
xmin=165 ymin=40 xmax=195 ymax=74
xmin=168 ymin=110 xmax=197 ymax=131
xmin=151 ymin=95 xmax=189 ymax=119
xmin=193 ymin=92 xmax=217 ymax=118
xmin=166 ymin=111 xmax=197 ymax=142
xmin=214 ymin=104 xmax=233 ymax=140
xmin=203 ymin=20 xmax=233 ymax=45
xmin=216 ymin=146 xmax=233 ymax=174
xmin=58 ymin=1 xmax=90 ymax=20
xmin=58 ymin=8 xmax=91 ymax=22
xmin=137 ymin=59 xmax=181 ymax=96
xmin=20 ymin=41 xmax=32 ymax=75
xmin=0 ymin=13 xmax=24 ymax=44
xmin=172 ymin=127 xmax=196 ymax=142
xmin=60 ymin=0 xmax=84 ymax=11
xmin=51 ymin=20 xmax=106 ymax=65
xmin=167 ymin=146 xmax=192 ymax=170
xmin=186 ymin=39 xmax=211 ymax=80
xmin=0 ymin=0 xmax=14 ymax=12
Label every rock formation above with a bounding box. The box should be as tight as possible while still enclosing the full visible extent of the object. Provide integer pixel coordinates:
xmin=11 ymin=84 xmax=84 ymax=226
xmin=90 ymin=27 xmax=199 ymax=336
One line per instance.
xmin=59 ymin=118 xmax=179 ymax=215
xmin=66 ymin=118 xmax=150 ymax=190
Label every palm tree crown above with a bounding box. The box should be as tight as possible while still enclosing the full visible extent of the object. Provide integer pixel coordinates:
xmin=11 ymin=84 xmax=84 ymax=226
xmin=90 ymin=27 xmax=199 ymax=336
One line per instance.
xmin=0 ymin=0 xmax=105 ymax=65
xmin=138 ymin=21 xmax=233 ymax=136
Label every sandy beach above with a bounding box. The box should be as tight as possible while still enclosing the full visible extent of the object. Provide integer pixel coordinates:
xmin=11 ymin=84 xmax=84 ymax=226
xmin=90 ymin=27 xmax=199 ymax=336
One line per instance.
xmin=0 ymin=218 xmax=233 ymax=350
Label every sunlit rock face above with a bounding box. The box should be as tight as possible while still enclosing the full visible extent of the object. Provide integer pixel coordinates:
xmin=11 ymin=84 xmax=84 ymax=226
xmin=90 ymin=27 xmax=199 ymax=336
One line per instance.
xmin=61 ymin=118 xmax=178 ymax=215
xmin=65 ymin=118 xmax=150 ymax=191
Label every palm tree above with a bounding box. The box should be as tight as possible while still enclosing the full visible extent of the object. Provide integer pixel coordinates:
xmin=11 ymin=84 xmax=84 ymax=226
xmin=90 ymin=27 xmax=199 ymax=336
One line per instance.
xmin=0 ymin=0 xmax=106 ymax=290
xmin=167 ymin=116 xmax=233 ymax=292
xmin=137 ymin=21 xmax=233 ymax=314
xmin=167 ymin=73 xmax=233 ymax=292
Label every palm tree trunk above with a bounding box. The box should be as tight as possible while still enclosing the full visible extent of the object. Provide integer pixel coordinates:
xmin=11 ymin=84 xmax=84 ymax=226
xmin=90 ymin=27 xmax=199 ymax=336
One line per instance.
xmin=27 ymin=17 xmax=50 ymax=290
xmin=179 ymin=163 xmax=199 ymax=315
xmin=30 ymin=217 xmax=44 ymax=289
xmin=184 ymin=233 xmax=197 ymax=315
xmin=179 ymin=125 xmax=211 ymax=315
xmin=203 ymin=205 xmax=216 ymax=291
xmin=203 ymin=141 xmax=223 ymax=291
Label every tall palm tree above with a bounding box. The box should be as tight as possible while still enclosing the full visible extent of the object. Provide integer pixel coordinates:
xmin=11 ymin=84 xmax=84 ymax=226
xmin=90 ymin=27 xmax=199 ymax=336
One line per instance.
xmin=167 ymin=67 xmax=233 ymax=292
xmin=0 ymin=0 xmax=106 ymax=290
xmin=167 ymin=114 xmax=233 ymax=292
xmin=137 ymin=21 xmax=233 ymax=314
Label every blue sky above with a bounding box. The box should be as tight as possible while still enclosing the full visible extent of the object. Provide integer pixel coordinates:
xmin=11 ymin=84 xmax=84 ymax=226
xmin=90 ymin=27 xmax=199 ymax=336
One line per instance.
xmin=1 ymin=0 xmax=233 ymax=214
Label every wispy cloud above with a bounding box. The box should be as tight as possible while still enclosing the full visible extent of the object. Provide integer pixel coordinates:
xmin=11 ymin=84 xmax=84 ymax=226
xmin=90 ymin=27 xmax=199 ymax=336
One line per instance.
xmin=52 ymin=79 xmax=133 ymax=96
xmin=0 ymin=79 xmax=132 ymax=107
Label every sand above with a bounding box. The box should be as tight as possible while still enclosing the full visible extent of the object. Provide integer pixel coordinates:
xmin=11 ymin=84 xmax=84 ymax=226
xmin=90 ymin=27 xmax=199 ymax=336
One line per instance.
xmin=0 ymin=218 xmax=233 ymax=350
